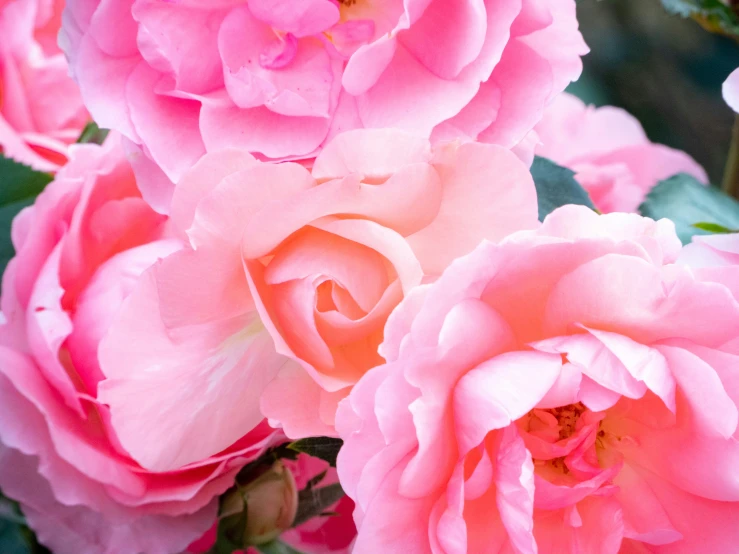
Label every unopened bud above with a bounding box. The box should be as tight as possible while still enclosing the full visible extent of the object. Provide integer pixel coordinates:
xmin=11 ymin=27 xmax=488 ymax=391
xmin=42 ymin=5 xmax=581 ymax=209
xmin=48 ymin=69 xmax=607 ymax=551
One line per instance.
xmin=221 ymin=461 xmax=299 ymax=547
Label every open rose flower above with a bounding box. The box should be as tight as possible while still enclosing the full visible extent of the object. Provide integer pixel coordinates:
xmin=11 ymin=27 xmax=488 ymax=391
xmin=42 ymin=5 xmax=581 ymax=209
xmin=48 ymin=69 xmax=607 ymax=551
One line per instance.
xmin=60 ymin=0 xmax=586 ymax=211
xmin=535 ymin=93 xmax=707 ymax=213
xmin=189 ymin=453 xmax=357 ymax=554
xmin=97 ymin=128 xmax=539 ymax=466
xmin=337 ymin=205 xmax=739 ymax=553
xmin=0 ymin=0 xmax=87 ymax=171
xmin=0 ymin=135 xmax=278 ymax=554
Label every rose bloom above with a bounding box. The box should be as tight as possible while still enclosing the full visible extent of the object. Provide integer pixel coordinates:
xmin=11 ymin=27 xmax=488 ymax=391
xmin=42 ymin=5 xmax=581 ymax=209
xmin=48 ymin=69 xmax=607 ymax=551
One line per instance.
xmin=535 ymin=93 xmax=707 ymax=213
xmin=60 ymin=0 xmax=587 ymax=211
xmin=97 ymin=128 xmax=539 ymax=470
xmin=337 ymin=205 xmax=739 ymax=553
xmin=188 ymin=453 xmax=357 ymax=554
xmin=724 ymin=68 xmax=739 ymax=113
xmin=0 ymin=135 xmax=278 ymax=554
xmin=0 ymin=0 xmax=87 ymax=171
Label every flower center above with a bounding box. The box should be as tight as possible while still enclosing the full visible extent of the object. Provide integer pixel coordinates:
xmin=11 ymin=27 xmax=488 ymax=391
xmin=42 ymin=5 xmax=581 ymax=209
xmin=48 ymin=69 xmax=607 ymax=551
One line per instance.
xmin=518 ymin=403 xmax=614 ymax=481
xmin=548 ymin=402 xmax=587 ymax=440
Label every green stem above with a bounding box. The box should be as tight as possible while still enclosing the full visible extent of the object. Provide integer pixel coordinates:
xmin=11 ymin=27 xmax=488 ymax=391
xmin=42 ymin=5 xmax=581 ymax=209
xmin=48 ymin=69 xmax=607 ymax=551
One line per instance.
xmin=722 ymin=115 xmax=739 ymax=200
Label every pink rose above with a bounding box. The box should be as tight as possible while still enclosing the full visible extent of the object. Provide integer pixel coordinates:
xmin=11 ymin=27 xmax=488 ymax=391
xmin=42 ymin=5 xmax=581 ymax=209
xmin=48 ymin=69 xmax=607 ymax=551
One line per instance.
xmin=0 ymin=135 xmax=278 ymax=554
xmin=724 ymin=68 xmax=739 ymax=113
xmin=535 ymin=93 xmax=708 ymax=213
xmin=189 ymin=454 xmax=356 ymax=554
xmin=97 ymin=129 xmax=539 ymax=465
xmin=0 ymin=0 xmax=88 ymax=171
xmin=61 ymin=0 xmax=587 ymax=211
xmin=337 ymin=205 xmax=739 ymax=553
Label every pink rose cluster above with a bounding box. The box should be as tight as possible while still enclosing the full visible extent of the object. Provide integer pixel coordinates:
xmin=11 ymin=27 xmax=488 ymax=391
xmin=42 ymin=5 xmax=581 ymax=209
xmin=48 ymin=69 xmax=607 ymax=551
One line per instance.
xmin=59 ymin=0 xmax=587 ymax=210
xmin=1 ymin=0 xmax=738 ymax=553
xmin=96 ymin=129 xmax=538 ymax=468
xmin=0 ymin=0 xmax=88 ymax=171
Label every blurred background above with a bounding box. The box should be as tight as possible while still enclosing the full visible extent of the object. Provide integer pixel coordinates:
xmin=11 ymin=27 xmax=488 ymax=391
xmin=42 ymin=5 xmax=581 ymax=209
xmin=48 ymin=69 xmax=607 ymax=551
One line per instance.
xmin=571 ymin=0 xmax=739 ymax=183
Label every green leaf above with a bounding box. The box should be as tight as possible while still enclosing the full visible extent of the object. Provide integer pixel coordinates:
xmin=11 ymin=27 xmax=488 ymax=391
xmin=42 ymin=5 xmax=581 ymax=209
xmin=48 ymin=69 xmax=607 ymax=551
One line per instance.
xmin=0 ymin=493 xmax=26 ymax=552
xmin=530 ymin=156 xmax=596 ymax=222
xmin=661 ymin=0 xmax=739 ymax=37
xmin=0 ymin=519 xmax=31 ymax=554
xmin=639 ymin=173 xmax=739 ymax=244
xmin=304 ymin=470 xmax=328 ymax=490
xmin=0 ymin=494 xmax=49 ymax=554
xmin=692 ymin=222 xmax=738 ymax=234
xmin=234 ymin=443 xmax=299 ymax=487
xmin=214 ymin=503 xmax=249 ymax=554
xmin=256 ymin=540 xmax=307 ymax=554
xmin=0 ymin=155 xmax=53 ymax=205
xmin=0 ymin=156 xmax=53 ymax=275
xmin=287 ymin=437 xmax=343 ymax=467
xmin=76 ymin=122 xmax=109 ymax=145
xmin=292 ymin=483 xmax=345 ymax=528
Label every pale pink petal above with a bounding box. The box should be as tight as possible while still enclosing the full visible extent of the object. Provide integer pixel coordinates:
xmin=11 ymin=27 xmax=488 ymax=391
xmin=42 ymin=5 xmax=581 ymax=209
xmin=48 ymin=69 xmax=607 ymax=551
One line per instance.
xmin=190 ymin=161 xmax=314 ymax=248
xmin=627 ymin=465 xmax=739 ymax=553
xmin=247 ymin=0 xmax=339 ymax=37
xmin=121 ymin=138 xmax=177 ymax=215
xmin=312 ymin=128 xmax=432 ymax=180
xmin=200 ymin=93 xmax=331 ymax=159
xmin=132 ymin=1 xmax=227 ymax=94
xmin=477 ymin=42 xmax=553 ymax=148
xmin=531 ymin=333 xmax=648 ymax=401
xmin=0 ymin=446 xmax=215 ymax=554
xmin=169 ymin=149 xmax=257 ymax=236
xmin=67 ymin=239 xmax=181 ymax=393
xmin=125 ymin=63 xmax=205 ymax=183
xmin=398 ymin=0 xmax=486 ymax=80
xmin=494 ymin=426 xmax=537 ymax=554
xmin=723 ymin=68 xmax=739 ymax=113
xmin=536 ymin=94 xmax=648 ymax=163
xmin=616 ymin=464 xmax=682 ymax=546
xmin=397 ymin=299 xmax=517 ymax=498
xmin=341 ymin=37 xmax=397 ymax=96
xmin=25 ymin=244 xmax=79 ymax=413
xmin=515 ymin=0 xmax=587 ymax=103
xmin=537 ymin=205 xmax=682 ymax=266
xmin=73 ymin=34 xmax=141 ymax=141
xmin=453 ymin=350 xmax=562 ymax=455
xmin=154 ymin=247 xmax=251 ymax=328
xmin=351 ymin=456 xmax=436 ymax=554
xmin=355 ymin=44 xmax=484 ymax=136
xmin=219 ymin=7 xmax=337 ymax=117
xmin=655 ymin=344 xmax=737 ymax=439
xmin=407 ymin=142 xmax=539 ymax=274
xmin=543 ymin=254 xmax=739 ymax=348
xmin=260 ymin=361 xmax=344 ymax=438
xmin=0 ymin=349 xmax=146 ymax=505
xmin=98 ymin=267 xmax=284 ymax=471
xmin=335 ymin=362 xmax=397 ymax=502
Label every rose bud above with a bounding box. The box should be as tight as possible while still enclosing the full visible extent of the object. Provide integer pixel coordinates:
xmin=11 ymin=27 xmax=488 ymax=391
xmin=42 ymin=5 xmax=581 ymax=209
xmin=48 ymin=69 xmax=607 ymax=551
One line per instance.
xmin=220 ymin=461 xmax=299 ymax=547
